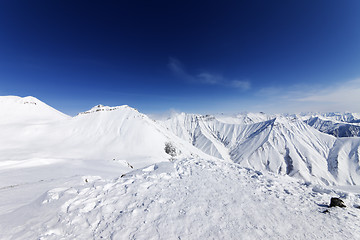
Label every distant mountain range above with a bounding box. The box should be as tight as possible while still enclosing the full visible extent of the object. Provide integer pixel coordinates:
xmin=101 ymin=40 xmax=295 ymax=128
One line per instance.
xmin=302 ymin=114 xmax=360 ymax=137
xmin=161 ymin=112 xmax=360 ymax=185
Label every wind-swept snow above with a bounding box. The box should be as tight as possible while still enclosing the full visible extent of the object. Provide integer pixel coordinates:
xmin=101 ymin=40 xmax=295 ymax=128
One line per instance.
xmin=1 ymin=158 xmax=360 ymax=239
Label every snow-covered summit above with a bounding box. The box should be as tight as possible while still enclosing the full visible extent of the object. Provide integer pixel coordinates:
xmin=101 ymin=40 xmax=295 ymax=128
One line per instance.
xmin=0 ymin=95 xmax=41 ymax=105
xmin=78 ymin=104 xmax=139 ymax=115
xmin=0 ymin=95 xmax=69 ymax=124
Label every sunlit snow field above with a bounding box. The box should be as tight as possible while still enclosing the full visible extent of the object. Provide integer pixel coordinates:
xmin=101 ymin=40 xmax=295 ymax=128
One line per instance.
xmin=1 ymin=96 xmax=360 ymax=239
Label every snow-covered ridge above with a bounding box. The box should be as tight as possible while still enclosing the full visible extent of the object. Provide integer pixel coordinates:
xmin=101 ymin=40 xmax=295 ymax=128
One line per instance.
xmin=78 ymin=104 xmax=139 ymax=115
xmin=0 ymin=95 xmax=40 ymax=104
xmin=161 ymin=112 xmax=360 ymax=185
xmin=0 ymin=95 xmax=69 ymax=124
xmin=1 ymin=96 xmax=360 ymax=185
xmin=0 ymin=97 xmax=211 ymax=173
xmin=303 ymin=116 xmax=360 ymax=137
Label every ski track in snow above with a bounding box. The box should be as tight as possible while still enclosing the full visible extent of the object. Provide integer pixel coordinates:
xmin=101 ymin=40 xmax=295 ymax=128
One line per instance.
xmin=2 ymin=158 xmax=360 ymax=240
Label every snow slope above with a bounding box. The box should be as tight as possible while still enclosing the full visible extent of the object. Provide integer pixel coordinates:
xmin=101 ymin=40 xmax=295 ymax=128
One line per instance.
xmin=305 ymin=116 xmax=360 ymax=137
xmin=162 ymin=113 xmax=360 ymax=185
xmin=1 ymin=157 xmax=360 ymax=239
xmin=0 ymin=96 xmax=69 ymax=124
xmin=327 ymin=137 xmax=360 ymax=185
xmin=0 ymin=101 xmax=205 ymax=164
xmin=0 ymin=98 xmax=209 ymax=214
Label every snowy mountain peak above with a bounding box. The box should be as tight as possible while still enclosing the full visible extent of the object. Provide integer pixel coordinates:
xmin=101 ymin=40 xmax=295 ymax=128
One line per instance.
xmin=78 ymin=104 xmax=140 ymax=115
xmin=0 ymin=95 xmax=69 ymax=124
xmin=0 ymin=95 xmax=41 ymax=105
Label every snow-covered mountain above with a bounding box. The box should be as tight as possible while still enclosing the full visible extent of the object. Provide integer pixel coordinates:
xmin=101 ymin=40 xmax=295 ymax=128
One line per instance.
xmin=0 ymin=96 xmax=210 ymax=213
xmin=1 ymin=96 xmax=360 ymax=239
xmin=316 ymin=112 xmax=360 ymax=123
xmin=0 ymin=97 xmax=205 ymax=164
xmin=215 ymin=112 xmax=272 ymax=124
xmin=161 ymin=112 xmax=360 ymax=185
xmin=304 ymin=116 xmax=360 ymax=137
xmin=0 ymin=96 xmax=69 ymax=124
xmin=1 ymin=97 xmax=360 ymax=186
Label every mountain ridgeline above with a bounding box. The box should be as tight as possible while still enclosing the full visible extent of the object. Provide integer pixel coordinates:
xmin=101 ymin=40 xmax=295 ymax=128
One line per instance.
xmin=304 ymin=116 xmax=360 ymax=137
xmin=1 ymin=96 xmax=360 ymax=185
xmin=161 ymin=112 xmax=360 ymax=185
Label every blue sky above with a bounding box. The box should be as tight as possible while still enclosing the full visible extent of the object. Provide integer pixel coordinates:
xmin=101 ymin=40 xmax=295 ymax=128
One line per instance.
xmin=1 ymin=0 xmax=360 ymax=115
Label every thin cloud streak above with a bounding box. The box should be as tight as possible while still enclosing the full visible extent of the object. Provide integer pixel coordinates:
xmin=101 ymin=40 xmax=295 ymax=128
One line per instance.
xmin=255 ymin=79 xmax=360 ymax=113
xmin=168 ymin=58 xmax=250 ymax=90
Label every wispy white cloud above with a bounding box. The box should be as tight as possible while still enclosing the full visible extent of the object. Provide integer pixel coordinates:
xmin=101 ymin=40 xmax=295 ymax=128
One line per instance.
xmin=168 ymin=58 xmax=250 ymax=90
xmin=168 ymin=58 xmax=190 ymax=80
xmin=229 ymin=80 xmax=251 ymax=90
xmin=197 ymin=72 xmax=223 ymax=85
xmin=296 ymin=79 xmax=360 ymax=102
xmin=255 ymin=79 xmax=360 ymax=113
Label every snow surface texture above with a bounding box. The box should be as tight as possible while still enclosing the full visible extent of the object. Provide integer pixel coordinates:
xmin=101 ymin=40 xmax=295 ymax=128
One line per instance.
xmin=2 ymin=158 xmax=360 ymax=240
xmin=1 ymin=96 xmax=360 ymax=239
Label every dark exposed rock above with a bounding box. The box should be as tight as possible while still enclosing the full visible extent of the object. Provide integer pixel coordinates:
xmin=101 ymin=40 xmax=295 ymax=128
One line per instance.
xmin=330 ymin=197 xmax=346 ymax=208
xmin=165 ymin=142 xmax=177 ymax=157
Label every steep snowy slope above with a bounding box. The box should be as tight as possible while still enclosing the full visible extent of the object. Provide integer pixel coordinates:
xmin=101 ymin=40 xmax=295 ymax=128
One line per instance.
xmin=327 ymin=137 xmax=360 ymax=185
xmin=2 ymin=157 xmax=360 ymax=240
xmin=162 ymin=113 xmax=360 ymax=185
xmin=162 ymin=113 xmax=271 ymax=161
xmin=0 ymin=96 xmax=69 ymax=124
xmin=305 ymin=116 xmax=360 ymax=137
xmin=230 ymin=117 xmax=337 ymax=184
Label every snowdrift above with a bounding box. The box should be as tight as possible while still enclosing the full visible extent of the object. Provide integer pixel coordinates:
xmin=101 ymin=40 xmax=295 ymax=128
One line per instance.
xmin=2 ymin=158 xmax=360 ymax=239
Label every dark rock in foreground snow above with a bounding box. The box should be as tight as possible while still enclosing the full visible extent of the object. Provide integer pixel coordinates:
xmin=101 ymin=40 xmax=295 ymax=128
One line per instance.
xmin=330 ymin=197 xmax=346 ymax=208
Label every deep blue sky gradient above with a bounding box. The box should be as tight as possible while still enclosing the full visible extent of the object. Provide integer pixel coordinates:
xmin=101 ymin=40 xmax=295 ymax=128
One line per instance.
xmin=1 ymin=0 xmax=360 ymax=115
